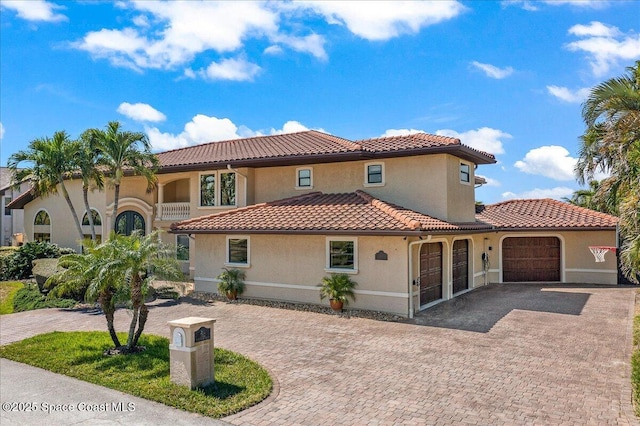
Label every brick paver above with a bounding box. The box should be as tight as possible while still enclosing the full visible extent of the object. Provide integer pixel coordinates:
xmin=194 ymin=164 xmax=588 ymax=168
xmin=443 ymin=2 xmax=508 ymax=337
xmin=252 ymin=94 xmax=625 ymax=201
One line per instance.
xmin=0 ymin=284 xmax=637 ymax=425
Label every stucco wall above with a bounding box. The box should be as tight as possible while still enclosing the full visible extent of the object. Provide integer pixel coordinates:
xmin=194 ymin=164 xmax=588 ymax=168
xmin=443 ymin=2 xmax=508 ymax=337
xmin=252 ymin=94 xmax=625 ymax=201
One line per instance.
xmin=252 ymin=154 xmax=475 ymax=222
xmin=193 ymin=234 xmax=410 ymax=315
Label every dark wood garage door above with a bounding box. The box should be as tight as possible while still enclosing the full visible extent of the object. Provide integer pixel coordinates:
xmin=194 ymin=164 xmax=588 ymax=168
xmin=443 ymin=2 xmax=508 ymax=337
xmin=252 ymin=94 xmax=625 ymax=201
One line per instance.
xmin=503 ymin=237 xmax=561 ymax=282
xmin=420 ymin=242 xmax=443 ymax=305
xmin=452 ymin=239 xmax=469 ymax=294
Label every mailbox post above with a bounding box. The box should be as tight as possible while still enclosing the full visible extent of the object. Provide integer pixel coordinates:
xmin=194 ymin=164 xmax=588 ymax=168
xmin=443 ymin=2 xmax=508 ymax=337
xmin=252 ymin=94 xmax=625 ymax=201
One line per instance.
xmin=168 ymin=317 xmax=216 ymax=389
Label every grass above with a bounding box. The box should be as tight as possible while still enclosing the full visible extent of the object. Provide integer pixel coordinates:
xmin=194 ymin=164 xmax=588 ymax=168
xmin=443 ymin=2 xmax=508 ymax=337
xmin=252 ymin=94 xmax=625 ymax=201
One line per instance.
xmin=0 ymin=331 xmax=272 ymax=418
xmin=0 ymin=281 xmax=24 ymax=314
xmin=633 ymin=291 xmax=640 ymax=417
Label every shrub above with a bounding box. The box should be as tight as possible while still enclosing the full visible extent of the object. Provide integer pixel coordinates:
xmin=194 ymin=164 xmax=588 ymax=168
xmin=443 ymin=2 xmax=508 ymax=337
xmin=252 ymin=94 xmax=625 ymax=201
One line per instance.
xmin=0 ymin=248 xmax=17 ymax=280
xmin=13 ymin=283 xmax=76 ymax=312
xmin=3 ymin=241 xmax=74 ymax=280
xmin=154 ymin=286 xmax=180 ymax=300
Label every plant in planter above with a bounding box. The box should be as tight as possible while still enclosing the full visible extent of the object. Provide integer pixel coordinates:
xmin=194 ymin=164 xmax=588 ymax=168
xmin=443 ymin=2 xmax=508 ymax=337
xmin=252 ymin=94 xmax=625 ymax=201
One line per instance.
xmin=217 ymin=268 xmax=246 ymax=301
xmin=319 ymin=273 xmax=357 ymax=312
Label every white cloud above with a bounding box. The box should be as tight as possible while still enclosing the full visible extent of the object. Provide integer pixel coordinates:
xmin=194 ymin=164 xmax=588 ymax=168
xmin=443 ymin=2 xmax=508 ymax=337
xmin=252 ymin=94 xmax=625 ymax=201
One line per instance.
xmin=546 ymin=85 xmax=591 ymax=103
xmin=380 ymin=128 xmax=424 ymax=137
xmin=117 ymin=102 xmax=166 ymax=122
xmin=471 ymin=61 xmax=514 ymax=79
xmin=146 ymin=116 xmax=317 ymax=151
xmin=565 ymin=21 xmax=640 ymax=77
xmin=291 ymin=1 xmax=465 ymax=41
xmin=264 ymin=45 xmax=284 ymax=55
xmin=270 ymin=33 xmax=327 ymax=60
xmin=436 ymin=127 xmax=510 ymax=155
xmin=501 ymin=187 xmax=576 ymax=200
xmin=569 ymin=21 xmax=620 ymax=38
xmin=1 ymin=0 xmax=67 ymax=22
xmin=0 ymin=122 xmax=4 ymax=140
xmin=195 ymin=57 xmax=262 ymax=82
xmin=514 ymin=145 xmax=576 ymax=181
xmin=504 ymin=1 xmax=610 ymax=10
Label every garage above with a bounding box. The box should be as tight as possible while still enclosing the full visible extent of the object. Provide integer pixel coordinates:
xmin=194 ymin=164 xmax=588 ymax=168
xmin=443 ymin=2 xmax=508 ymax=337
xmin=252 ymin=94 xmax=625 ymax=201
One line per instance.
xmin=502 ymin=237 xmax=561 ymax=282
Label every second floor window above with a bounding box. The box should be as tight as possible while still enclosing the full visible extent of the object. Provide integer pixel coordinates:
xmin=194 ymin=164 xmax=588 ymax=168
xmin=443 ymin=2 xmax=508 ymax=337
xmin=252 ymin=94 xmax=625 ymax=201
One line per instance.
xmin=296 ymin=168 xmax=312 ymax=188
xmin=365 ymin=162 xmax=385 ymax=186
xmin=200 ymin=171 xmax=236 ymax=207
xmin=4 ymin=197 xmax=12 ymax=216
xmin=460 ymin=163 xmax=470 ymax=183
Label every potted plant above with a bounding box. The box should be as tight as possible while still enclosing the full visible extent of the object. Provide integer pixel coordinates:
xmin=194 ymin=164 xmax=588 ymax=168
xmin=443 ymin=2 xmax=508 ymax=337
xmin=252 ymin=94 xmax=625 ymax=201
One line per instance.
xmin=217 ymin=268 xmax=246 ymax=300
xmin=319 ymin=273 xmax=357 ymax=312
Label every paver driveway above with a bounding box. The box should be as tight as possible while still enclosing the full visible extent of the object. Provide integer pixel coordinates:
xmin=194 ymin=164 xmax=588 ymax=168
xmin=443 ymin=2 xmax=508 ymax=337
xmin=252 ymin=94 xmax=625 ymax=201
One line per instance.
xmin=0 ymin=284 xmax=637 ymax=425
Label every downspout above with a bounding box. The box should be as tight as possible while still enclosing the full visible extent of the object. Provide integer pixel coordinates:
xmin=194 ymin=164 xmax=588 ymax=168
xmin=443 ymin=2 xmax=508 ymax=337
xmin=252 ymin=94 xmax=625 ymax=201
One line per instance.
xmin=227 ymin=164 xmax=248 ymax=206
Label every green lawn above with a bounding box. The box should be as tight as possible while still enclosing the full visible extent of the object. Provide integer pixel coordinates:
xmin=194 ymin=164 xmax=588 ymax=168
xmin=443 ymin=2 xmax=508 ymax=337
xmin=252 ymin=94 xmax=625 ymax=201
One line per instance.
xmin=0 ymin=331 xmax=272 ymax=418
xmin=0 ymin=281 xmax=24 ymax=314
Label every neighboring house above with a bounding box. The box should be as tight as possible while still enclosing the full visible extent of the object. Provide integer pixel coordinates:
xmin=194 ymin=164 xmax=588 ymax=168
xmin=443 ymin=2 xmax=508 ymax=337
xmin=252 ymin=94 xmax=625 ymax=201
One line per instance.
xmin=7 ymin=131 xmax=618 ymax=316
xmin=0 ymin=167 xmax=26 ymax=246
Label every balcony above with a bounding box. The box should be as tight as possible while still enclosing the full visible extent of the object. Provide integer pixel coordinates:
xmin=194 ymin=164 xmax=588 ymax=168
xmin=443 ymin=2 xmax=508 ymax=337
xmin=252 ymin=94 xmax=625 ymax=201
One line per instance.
xmin=156 ymin=202 xmax=190 ymax=221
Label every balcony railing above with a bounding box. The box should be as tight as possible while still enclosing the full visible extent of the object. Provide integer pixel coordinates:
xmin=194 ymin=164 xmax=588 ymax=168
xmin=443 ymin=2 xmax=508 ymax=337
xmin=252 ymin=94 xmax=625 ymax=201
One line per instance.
xmin=156 ymin=202 xmax=190 ymax=221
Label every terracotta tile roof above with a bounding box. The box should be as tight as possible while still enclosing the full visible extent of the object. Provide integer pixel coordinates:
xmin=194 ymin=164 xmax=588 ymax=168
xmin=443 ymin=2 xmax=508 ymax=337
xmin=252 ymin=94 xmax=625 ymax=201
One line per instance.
xmin=158 ymin=130 xmax=360 ymax=170
xmin=157 ymin=130 xmax=495 ymax=172
xmin=476 ymin=198 xmax=618 ymax=230
xmin=170 ymin=190 xmax=491 ymax=235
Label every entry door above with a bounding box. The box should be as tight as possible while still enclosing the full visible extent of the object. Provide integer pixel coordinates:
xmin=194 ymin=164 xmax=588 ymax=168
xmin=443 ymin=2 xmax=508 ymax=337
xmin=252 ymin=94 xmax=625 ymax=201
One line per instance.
xmin=419 ymin=242 xmax=443 ymax=306
xmin=452 ymin=239 xmax=469 ymax=294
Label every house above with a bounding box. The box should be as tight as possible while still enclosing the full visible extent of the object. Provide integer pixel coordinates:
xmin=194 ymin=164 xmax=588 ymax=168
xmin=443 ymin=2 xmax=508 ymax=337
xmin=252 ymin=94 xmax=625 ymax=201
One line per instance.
xmin=0 ymin=167 xmax=26 ymax=246
xmin=7 ymin=130 xmax=618 ymax=316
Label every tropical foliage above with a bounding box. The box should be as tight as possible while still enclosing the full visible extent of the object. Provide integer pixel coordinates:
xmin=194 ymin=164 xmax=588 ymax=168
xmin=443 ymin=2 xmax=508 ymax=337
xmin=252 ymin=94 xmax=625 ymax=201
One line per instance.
xmin=8 ymin=131 xmax=85 ymax=239
xmin=217 ymin=268 xmax=246 ymax=299
xmin=319 ymin=273 xmax=357 ymax=306
xmin=48 ymin=231 xmax=182 ymax=352
xmin=86 ymin=121 xmax=158 ymax=231
xmin=575 ymin=61 xmax=640 ymax=282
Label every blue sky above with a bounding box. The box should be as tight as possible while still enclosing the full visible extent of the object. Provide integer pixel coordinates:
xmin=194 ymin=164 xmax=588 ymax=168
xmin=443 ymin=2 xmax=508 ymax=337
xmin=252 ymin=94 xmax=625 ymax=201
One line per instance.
xmin=1 ymin=0 xmax=639 ymax=204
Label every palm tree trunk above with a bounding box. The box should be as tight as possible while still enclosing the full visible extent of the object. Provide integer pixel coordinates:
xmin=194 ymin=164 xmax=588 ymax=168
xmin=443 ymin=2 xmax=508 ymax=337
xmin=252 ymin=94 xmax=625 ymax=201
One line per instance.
xmin=102 ymin=305 xmax=121 ymax=348
xmin=59 ymin=178 xmax=84 ymax=240
xmin=126 ymin=306 xmax=139 ymax=349
xmin=82 ymin=185 xmax=97 ymax=241
xmin=132 ymin=303 xmax=148 ymax=347
xmin=112 ymin=183 xmax=120 ymax=233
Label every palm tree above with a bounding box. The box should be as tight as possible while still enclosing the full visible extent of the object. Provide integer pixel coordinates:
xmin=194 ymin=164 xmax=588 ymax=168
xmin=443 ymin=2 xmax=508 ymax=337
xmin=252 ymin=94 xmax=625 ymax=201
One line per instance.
xmin=90 ymin=121 xmax=159 ymax=232
xmin=8 ymin=131 xmax=85 ymax=240
xmin=576 ymin=61 xmax=640 ymax=282
xmin=77 ymin=131 xmax=104 ymax=241
xmin=48 ymin=231 xmax=182 ymax=352
xmin=562 ymin=180 xmax=616 ymax=214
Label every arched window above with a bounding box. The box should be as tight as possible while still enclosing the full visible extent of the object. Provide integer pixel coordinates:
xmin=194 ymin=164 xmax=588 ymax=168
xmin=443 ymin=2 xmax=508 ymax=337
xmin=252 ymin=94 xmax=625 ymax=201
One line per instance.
xmin=115 ymin=210 xmax=145 ymax=236
xmin=33 ymin=209 xmax=51 ymax=242
xmin=82 ymin=209 xmax=102 ymax=226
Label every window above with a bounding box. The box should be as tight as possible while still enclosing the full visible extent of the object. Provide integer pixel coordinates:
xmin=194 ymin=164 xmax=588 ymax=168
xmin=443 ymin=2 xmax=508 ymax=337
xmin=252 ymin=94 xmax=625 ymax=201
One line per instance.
xmin=34 ymin=233 xmax=51 ymax=242
xmin=4 ymin=197 xmax=12 ymax=216
xmin=200 ymin=171 xmax=237 ymax=207
xmin=82 ymin=209 xmax=102 ymax=225
xmin=364 ymin=162 xmax=385 ymax=187
xmin=226 ymin=236 xmax=249 ymax=266
xmin=34 ymin=210 xmax=51 ymax=225
xmin=326 ymin=238 xmax=358 ymax=272
xmin=176 ymin=234 xmax=190 ymax=261
xmin=33 ymin=209 xmax=51 ymax=242
xmin=296 ymin=168 xmax=313 ymax=189
xmin=460 ymin=163 xmax=470 ymax=184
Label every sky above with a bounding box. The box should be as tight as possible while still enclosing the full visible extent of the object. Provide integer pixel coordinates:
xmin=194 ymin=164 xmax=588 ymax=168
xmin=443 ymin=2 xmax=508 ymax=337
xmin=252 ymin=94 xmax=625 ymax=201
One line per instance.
xmin=1 ymin=0 xmax=639 ymax=204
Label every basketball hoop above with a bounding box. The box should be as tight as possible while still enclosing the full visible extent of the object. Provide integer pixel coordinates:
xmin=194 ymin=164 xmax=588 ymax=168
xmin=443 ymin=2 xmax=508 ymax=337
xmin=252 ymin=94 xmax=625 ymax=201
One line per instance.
xmin=589 ymin=246 xmax=617 ymax=263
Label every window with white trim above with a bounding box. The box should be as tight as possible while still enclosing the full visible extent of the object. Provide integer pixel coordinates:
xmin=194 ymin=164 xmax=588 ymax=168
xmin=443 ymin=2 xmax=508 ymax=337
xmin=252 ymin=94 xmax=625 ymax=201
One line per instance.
xmin=33 ymin=209 xmax=51 ymax=242
xmin=326 ymin=237 xmax=358 ymax=272
xmin=226 ymin=236 xmax=249 ymax=266
xmin=200 ymin=171 xmax=237 ymax=207
xmin=176 ymin=234 xmax=190 ymax=261
xmin=460 ymin=163 xmax=471 ymax=184
xmin=364 ymin=162 xmax=385 ymax=187
xmin=296 ymin=167 xmax=313 ymax=189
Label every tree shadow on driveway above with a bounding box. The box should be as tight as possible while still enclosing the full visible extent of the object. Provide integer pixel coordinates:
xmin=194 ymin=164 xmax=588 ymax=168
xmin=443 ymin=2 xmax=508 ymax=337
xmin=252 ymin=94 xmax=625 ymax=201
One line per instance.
xmin=408 ymin=283 xmax=594 ymax=333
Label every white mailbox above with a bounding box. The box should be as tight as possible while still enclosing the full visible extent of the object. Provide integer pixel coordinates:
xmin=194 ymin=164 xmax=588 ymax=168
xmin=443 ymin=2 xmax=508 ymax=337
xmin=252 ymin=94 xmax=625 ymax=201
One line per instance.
xmin=168 ymin=317 xmax=216 ymax=389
